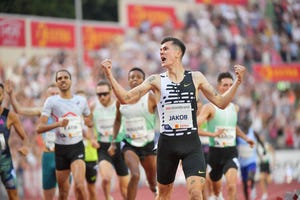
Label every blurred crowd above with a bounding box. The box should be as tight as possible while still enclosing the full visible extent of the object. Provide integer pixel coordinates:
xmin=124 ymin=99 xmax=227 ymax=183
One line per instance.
xmin=0 ymin=0 xmax=300 ymax=198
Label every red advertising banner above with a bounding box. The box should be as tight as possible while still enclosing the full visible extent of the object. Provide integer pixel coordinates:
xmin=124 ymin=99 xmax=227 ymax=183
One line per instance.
xmin=253 ymin=63 xmax=300 ymax=82
xmin=31 ymin=21 xmax=75 ymax=48
xmin=195 ymin=0 xmax=247 ymax=5
xmin=0 ymin=17 xmax=25 ymax=47
xmin=82 ymin=25 xmax=124 ymax=50
xmin=127 ymin=4 xmax=181 ymax=28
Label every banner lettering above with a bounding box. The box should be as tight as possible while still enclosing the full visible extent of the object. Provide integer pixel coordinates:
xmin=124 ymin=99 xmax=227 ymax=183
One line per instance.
xmin=0 ymin=17 xmax=25 ymax=47
xmin=31 ymin=21 xmax=75 ymax=48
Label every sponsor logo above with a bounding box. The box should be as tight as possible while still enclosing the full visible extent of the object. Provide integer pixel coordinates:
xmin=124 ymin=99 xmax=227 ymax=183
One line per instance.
xmin=78 ymin=154 xmax=84 ymax=159
xmin=162 ymin=124 xmax=172 ymax=130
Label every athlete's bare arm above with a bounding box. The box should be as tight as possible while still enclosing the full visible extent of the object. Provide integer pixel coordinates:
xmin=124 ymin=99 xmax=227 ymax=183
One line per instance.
xmin=7 ymin=111 xmax=29 ymax=156
xmin=197 ymin=104 xmax=224 ymax=137
xmin=84 ymin=113 xmax=94 ymax=128
xmin=148 ymin=92 xmax=157 ymax=114
xmin=233 ymin=104 xmax=254 ymax=147
xmin=197 ymin=104 xmax=213 ymax=128
xmin=10 ymin=92 xmax=41 ymax=116
xmin=236 ymin=126 xmax=255 ymax=148
xmin=36 ymin=115 xmax=68 ymax=134
xmin=82 ymin=103 xmax=98 ymax=148
xmin=108 ymin=101 xmax=122 ymax=156
xmin=101 ymin=59 xmax=160 ymax=104
xmin=5 ymin=79 xmax=42 ymax=116
xmin=112 ymin=101 xmax=122 ymax=141
xmin=194 ymin=65 xmax=246 ymax=109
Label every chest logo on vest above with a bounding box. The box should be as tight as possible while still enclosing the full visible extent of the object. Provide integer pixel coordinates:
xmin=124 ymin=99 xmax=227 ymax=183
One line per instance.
xmin=183 ymin=83 xmax=191 ymax=87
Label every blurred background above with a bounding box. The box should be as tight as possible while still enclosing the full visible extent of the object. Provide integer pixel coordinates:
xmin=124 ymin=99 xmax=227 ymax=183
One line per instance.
xmin=0 ymin=0 xmax=299 ymax=199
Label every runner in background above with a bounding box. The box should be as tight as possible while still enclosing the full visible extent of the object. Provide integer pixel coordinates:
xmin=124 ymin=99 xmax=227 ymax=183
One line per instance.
xmin=75 ymin=89 xmax=99 ymax=200
xmin=197 ymin=101 xmax=213 ymax=200
xmin=0 ymin=82 xmax=29 ymax=200
xmin=257 ymin=135 xmax=275 ymax=200
xmin=91 ymin=80 xmax=129 ymax=200
xmin=36 ymin=69 xmax=93 ymax=200
xmin=197 ymin=72 xmax=254 ymax=200
xmin=109 ymin=67 xmax=157 ymax=200
xmin=237 ymin=112 xmax=265 ymax=200
xmin=5 ymin=80 xmax=59 ymax=200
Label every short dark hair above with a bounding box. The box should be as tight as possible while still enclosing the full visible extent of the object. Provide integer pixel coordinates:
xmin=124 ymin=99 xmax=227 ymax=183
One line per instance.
xmin=128 ymin=67 xmax=145 ymax=80
xmin=48 ymin=83 xmax=57 ymax=88
xmin=97 ymin=80 xmax=111 ymax=90
xmin=75 ymin=89 xmax=85 ymax=96
xmin=161 ymin=37 xmax=186 ymax=58
xmin=55 ymin=69 xmax=71 ymax=82
xmin=217 ymin=72 xmax=233 ymax=83
xmin=0 ymin=83 xmax=3 ymax=89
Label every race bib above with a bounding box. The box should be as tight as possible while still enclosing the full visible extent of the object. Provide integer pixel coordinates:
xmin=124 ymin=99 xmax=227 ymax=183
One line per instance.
xmin=164 ymin=103 xmax=193 ymax=129
xmin=200 ymin=136 xmax=210 ymax=145
xmin=96 ymin=118 xmax=114 ymax=136
xmin=0 ymin=133 xmax=6 ymax=150
xmin=125 ymin=117 xmax=147 ymax=139
xmin=58 ymin=116 xmax=83 ymax=138
xmin=238 ymin=145 xmax=254 ymax=158
xmin=44 ymin=131 xmax=55 ymax=151
xmin=214 ymin=126 xmax=236 ymax=147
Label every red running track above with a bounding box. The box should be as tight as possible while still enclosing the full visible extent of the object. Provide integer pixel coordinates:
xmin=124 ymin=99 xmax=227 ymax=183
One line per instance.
xmin=105 ymin=181 xmax=300 ymax=200
xmin=12 ymin=179 xmax=300 ymax=199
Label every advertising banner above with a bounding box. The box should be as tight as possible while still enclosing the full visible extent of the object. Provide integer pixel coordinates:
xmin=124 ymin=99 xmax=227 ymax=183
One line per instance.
xmin=253 ymin=63 xmax=300 ymax=82
xmin=127 ymin=4 xmax=181 ymax=28
xmin=82 ymin=25 xmax=124 ymax=50
xmin=31 ymin=21 xmax=75 ymax=48
xmin=195 ymin=0 xmax=248 ymax=5
xmin=0 ymin=17 xmax=25 ymax=47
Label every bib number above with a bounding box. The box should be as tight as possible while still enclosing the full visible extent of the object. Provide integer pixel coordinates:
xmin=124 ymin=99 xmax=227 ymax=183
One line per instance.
xmin=238 ymin=145 xmax=254 ymax=158
xmin=125 ymin=117 xmax=147 ymax=139
xmin=58 ymin=116 xmax=83 ymax=138
xmin=44 ymin=132 xmax=55 ymax=150
xmin=0 ymin=133 xmax=6 ymax=150
xmin=214 ymin=126 xmax=236 ymax=147
xmin=96 ymin=118 xmax=114 ymax=136
xmin=164 ymin=103 xmax=193 ymax=129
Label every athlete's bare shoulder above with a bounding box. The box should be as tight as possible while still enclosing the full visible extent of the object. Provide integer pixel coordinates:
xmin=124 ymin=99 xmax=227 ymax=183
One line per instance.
xmin=191 ymin=71 xmax=207 ymax=87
